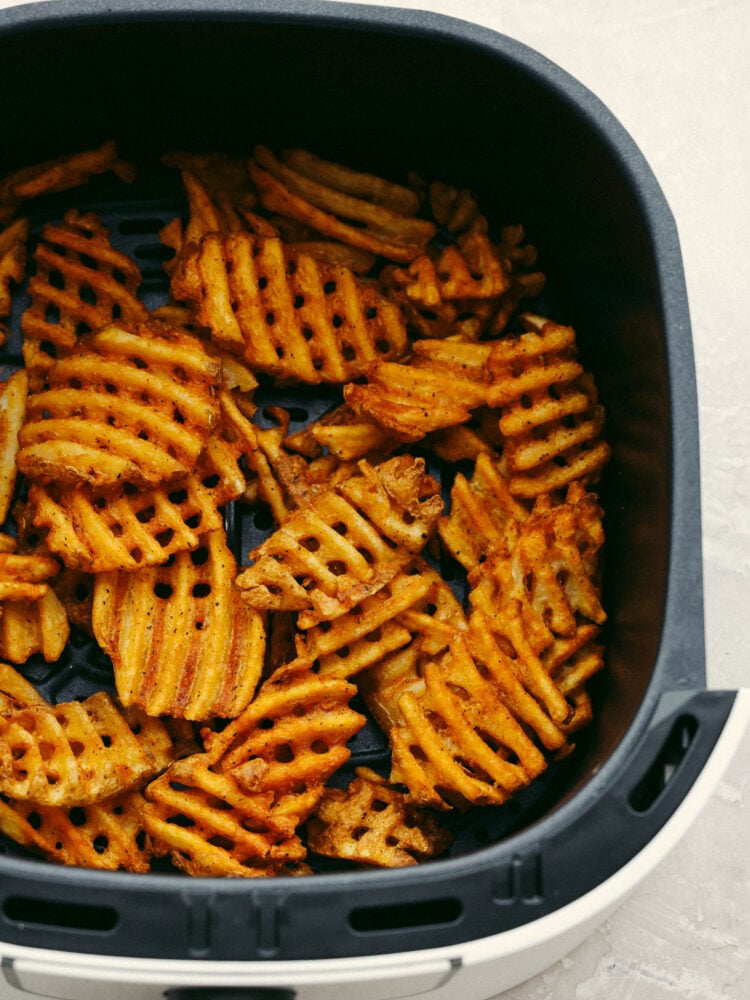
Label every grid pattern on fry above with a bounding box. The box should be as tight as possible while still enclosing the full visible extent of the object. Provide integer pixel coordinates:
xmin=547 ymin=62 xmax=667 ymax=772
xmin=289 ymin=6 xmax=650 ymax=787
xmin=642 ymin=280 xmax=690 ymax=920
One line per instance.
xmin=172 ymin=230 xmax=408 ymax=383
xmin=93 ymin=529 xmax=266 ymax=720
xmin=18 ymin=322 xmax=221 ymax=489
xmin=0 ymin=147 xmax=609 ymax=875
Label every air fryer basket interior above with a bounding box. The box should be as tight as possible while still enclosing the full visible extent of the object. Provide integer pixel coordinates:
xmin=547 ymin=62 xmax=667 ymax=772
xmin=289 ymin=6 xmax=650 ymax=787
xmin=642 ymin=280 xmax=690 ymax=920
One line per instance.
xmin=0 ymin=0 xmax=716 ymax=962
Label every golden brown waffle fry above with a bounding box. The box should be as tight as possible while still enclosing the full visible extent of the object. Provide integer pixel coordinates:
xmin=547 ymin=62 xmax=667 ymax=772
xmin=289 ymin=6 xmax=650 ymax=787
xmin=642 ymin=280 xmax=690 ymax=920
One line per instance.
xmin=250 ymin=146 xmax=434 ymax=263
xmin=0 ymin=545 xmax=60 ymax=603
xmin=0 ymin=587 xmax=69 ymax=663
xmin=173 ymin=230 xmax=408 ymax=383
xmin=344 ymin=360 xmax=488 ymax=442
xmin=236 ymin=456 xmax=442 ymax=627
xmin=296 ymin=571 xmax=432 ymax=677
xmin=307 ymin=767 xmax=452 ymax=867
xmin=93 ymin=528 xmax=266 ymax=721
xmin=18 ymin=322 xmax=221 ymax=489
xmin=0 ymin=140 xmax=133 ymax=208
xmin=0 ymin=789 xmax=153 ymax=872
xmin=142 ymin=754 xmax=310 ymax=878
xmin=0 ymin=662 xmax=48 ymax=715
xmin=27 ymin=388 xmax=252 ymax=574
xmin=204 ymin=665 xmax=365 ymax=803
xmin=283 ymin=403 xmax=392 ymax=463
xmin=360 ymin=629 xmax=549 ymax=810
xmin=439 ymin=451 xmax=528 ymax=573
xmin=20 ymin=210 xmax=148 ymax=391
xmin=0 ymin=691 xmax=178 ymax=806
xmin=0 ymin=371 xmax=28 ymax=523
xmin=0 ymin=217 xmax=28 ymax=319
xmin=344 ymin=339 xmax=493 ymax=442
xmin=486 ymin=314 xmax=610 ymax=496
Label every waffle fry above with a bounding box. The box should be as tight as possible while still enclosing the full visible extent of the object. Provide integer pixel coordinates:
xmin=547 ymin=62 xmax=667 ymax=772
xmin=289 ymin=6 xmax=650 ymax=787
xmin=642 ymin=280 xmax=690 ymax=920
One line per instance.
xmin=18 ymin=322 xmax=221 ymax=489
xmin=0 ymin=584 xmax=69 ymax=663
xmin=93 ymin=529 xmax=266 ymax=720
xmin=344 ymin=340 xmax=493 ymax=442
xmin=173 ymin=230 xmax=408 ymax=383
xmin=20 ymin=210 xmax=148 ymax=391
xmin=250 ymin=146 xmax=434 ymax=263
xmin=0 ymin=371 xmax=28 ymax=523
xmin=0 ymin=691 xmax=178 ymax=806
xmin=0 ymin=661 xmax=48 ymax=715
xmin=0 ymin=789 xmax=153 ymax=872
xmin=143 ymin=754 xmax=310 ymax=878
xmin=204 ymin=665 xmax=365 ymax=802
xmin=27 ymin=388 xmax=252 ymax=574
xmin=0 ymin=140 xmax=133 ymax=210
xmin=307 ymin=767 xmax=452 ymax=867
xmin=360 ymin=629 xmax=549 ymax=810
xmin=0 ymin=217 xmax=28 ymax=320
xmin=0 ymin=544 xmax=60 ymax=603
xmin=236 ymin=456 xmax=442 ymax=627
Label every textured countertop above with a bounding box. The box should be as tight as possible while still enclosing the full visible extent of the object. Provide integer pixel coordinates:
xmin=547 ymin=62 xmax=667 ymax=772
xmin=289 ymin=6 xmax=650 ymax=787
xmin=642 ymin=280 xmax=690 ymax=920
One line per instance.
xmin=0 ymin=1 xmax=747 ymax=997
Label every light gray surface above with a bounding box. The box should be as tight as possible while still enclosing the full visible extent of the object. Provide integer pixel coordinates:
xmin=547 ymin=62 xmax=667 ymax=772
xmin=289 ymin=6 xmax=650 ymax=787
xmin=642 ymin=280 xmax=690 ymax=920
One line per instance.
xmin=0 ymin=0 xmax=748 ymax=997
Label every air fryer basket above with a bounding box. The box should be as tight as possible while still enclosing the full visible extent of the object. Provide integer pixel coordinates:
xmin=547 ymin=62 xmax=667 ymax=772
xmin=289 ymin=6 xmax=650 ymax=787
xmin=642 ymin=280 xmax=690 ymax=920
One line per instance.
xmin=0 ymin=0 xmax=737 ymax=965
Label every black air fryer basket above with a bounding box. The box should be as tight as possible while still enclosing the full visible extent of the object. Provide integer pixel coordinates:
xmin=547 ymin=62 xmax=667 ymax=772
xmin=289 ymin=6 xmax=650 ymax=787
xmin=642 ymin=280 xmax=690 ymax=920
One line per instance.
xmin=0 ymin=0 xmax=742 ymax=973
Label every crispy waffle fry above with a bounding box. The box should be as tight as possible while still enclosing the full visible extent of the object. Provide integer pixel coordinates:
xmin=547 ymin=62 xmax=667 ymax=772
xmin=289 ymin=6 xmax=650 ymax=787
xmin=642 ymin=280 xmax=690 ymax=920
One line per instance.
xmin=0 ymin=789 xmax=153 ymax=872
xmin=283 ymin=403 xmax=392 ymax=463
xmin=0 ymin=691 xmax=178 ymax=806
xmin=143 ymin=754 xmax=310 ymax=878
xmin=359 ymin=629 xmax=549 ymax=810
xmin=250 ymin=146 xmax=434 ymax=263
xmin=27 ymin=388 xmax=253 ymax=574
xmin=0 ymin=217 xmax=29 ymax=320
xmin=0 ymin=544 xmax=60 ymax=603
xmin=0 ymin=140 xmax=133 ymax=209
xmin=173 ymin=230 xmax=408 ymax=383
xmin=236 ymin=456 xmax=442 ymax=627
xmin=0 ymin=586 xmax=69 ymax=664
xmin=18 ymin=322 xmax=221 ymax=489
xmin=344 ymin=339 xmax=493 ymax=442
xmin=0 ymin=371 xmax=28 ymax=523
xmin=20 ymin=210 xmax=148 ymax=391
xmin=93 ymin=529 xmax=266 ymax=721
xmin=439 ymin=451 xmax=528 ymax=573
xmin=0 ymin=662 xmax=48 ymax=715
xmin=307 ymin=767 xmax=452 ymax=867
xmin=204 ymin=665 xmax=365 ymax=801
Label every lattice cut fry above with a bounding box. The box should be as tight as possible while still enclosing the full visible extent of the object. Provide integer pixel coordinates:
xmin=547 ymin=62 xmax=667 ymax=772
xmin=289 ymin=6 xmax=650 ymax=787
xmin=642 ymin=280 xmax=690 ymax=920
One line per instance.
xmin=297 ymin=571 xmax=432 ymax=677
xmin=0 ymin=545 xmax=60 ymax=603
xmin=250 ymin=146 xmax=434 ymax=263
xmin=173 ymin=230 xmax=408 ymax=383
xmin=93 ymin=529 xmax=266 ymax=720
xmin=307 ymin=767 xmax=452 ymax=867
xmin=27 ymin=389 xmax=252 ymax=574
xmin=0 ymin=789 xmax=153 ymax=872
xmin=236 ymin=456 xmax=442 ymax=627
xmin=20 ymin=210 xmax=148 ymax=391
xmin=439 ymin=451 xmax=528 ymax=573
xmin=0 ymin=692 xmax=178 ymax=806
xmin=360 ymin=629 xmax=549 ymax=810
xmin=0 ymin=588 xmax=70 ymax=663
xmin=0 ymin=217 xmax=29 ymax=319
xmin=204 ymin=665 xmax=365 ymax=811
xmin=142 ymin=754 xmax=310 ymax=878
xmin=18 ymin=322 xmax=221 ymax=489
xmin=0 ymin=370 xmax=28 ymax=523
xmin=0 ymin=141 xmax=133 ymax=208
xmin=0 ymin=662 xmax=48 ymax=715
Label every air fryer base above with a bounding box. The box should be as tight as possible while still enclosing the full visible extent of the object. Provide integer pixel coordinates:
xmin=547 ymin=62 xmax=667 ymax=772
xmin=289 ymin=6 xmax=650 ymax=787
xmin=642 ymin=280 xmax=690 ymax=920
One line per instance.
xmin=1 ymin=692 xmax=747 ymax=1000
